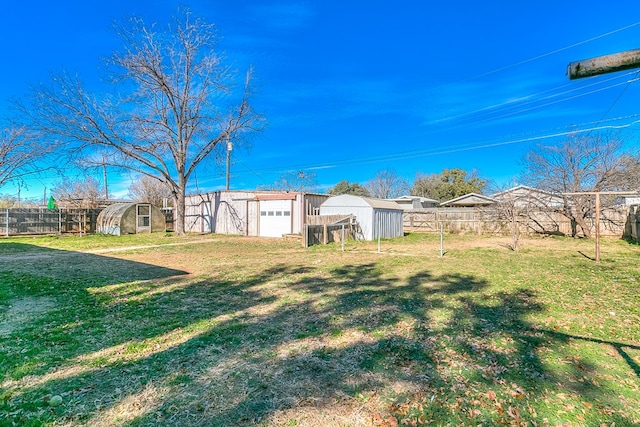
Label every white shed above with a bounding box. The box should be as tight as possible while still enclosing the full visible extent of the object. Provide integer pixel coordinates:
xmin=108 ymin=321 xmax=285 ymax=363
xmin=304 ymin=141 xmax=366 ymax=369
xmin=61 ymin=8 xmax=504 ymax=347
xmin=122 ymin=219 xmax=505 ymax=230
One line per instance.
xmin=320 ymin=195 xmax=404 ymax=241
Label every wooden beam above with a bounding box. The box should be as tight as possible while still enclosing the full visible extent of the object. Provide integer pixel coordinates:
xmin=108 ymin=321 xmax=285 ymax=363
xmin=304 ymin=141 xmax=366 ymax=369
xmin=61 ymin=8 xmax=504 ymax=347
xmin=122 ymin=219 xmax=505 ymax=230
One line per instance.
xmin=567 ymin=48 xmax=640 ymax=79
xmin=562 ymin=190 xmax=638 ymax=262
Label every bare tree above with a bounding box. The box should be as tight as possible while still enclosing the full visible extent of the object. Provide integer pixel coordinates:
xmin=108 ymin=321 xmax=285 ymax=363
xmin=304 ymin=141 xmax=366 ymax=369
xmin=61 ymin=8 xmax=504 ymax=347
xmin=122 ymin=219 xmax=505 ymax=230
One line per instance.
xmin=24 ymin=9 xmax=262 ymax=234
xmin=366 ymin=170 xmax=409 ymax=199
xmin=263 ymin=170 xmax=318 ymax=192
xmin=129 ymin=175 xmax=173 ymax=207
xmin=52 ymin=176 xmax=102 ymax=208
xmin=0 ymin=125 xmax=55 ymax=188
xmin=523 ymin=132 xmax=635 ymax=237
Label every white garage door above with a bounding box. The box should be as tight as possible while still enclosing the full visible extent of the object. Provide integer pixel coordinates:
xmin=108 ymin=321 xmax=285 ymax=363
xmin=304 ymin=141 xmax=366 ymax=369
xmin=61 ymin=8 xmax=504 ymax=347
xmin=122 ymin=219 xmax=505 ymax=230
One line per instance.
xmin=259 ymin=200 xmax=292 ymax=237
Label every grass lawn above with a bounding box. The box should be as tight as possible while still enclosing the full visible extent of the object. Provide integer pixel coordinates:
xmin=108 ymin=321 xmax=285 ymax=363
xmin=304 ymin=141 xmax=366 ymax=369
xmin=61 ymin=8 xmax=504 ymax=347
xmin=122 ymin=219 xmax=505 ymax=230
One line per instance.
xmin=0 ymin=232 xmax=639 ymax=426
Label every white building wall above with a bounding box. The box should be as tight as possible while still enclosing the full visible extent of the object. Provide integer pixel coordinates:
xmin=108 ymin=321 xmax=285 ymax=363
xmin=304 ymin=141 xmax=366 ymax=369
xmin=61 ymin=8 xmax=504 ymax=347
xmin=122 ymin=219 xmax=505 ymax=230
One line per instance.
xmin=185 ymin=191 xmax=326 ymax=237
xmin=320 ymin=195 xmax=404 ymax=241
xmin=321 ymin=204 xmax=374 ymax=240
xmin=213 ymin=191 xmax=255 ymax=235
xmin=184 ymin=193 xmax=214 ymax=233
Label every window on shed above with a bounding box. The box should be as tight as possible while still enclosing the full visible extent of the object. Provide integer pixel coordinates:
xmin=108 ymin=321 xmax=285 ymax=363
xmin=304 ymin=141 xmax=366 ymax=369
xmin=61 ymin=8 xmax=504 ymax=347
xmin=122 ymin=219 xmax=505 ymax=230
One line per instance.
xmin=276 ymin=211 xmax=282 ymax=216
xmin=283 ymin=211 xmax=291 ymax=216
xmin=260 ymin=211 xmax=267 ymax=216
xmin=268 ymin=211 xmax=274 ymax=216
xmin=137 ymin=205 xmax=151 ymax=227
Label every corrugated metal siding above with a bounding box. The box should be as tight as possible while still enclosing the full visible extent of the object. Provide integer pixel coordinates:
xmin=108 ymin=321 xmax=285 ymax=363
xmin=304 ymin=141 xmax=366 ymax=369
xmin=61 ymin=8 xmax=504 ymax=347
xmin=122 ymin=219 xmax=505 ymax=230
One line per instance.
xmin=373 ymin=209 xmax=404 ymax=239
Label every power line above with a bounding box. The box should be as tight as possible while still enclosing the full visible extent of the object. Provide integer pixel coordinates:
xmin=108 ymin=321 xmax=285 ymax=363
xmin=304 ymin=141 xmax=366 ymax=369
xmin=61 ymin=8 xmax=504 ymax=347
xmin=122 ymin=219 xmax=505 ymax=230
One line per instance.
xmin=430 ymin=70 xmax=637 ymax=127
xmin=456 ymin=20 xmax=640 ymax=83
xmin=227 ymin=115 xmax=640 ymax=177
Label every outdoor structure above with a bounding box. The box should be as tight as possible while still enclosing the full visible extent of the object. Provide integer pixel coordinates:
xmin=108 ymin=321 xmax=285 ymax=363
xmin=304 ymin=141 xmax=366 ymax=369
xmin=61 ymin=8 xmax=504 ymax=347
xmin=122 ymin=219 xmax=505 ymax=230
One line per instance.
xmin=391 ymin=195 xmax=440 ymax=210
xmin=96 ymin=203 xmax=166 ymax=235
xmin=440 ymin=193 xmax=496 ymax=207
xmin=183 ymin=191 xmax=329 ymax=237
xmin=320 ymin=194 xmax=404 ymax=241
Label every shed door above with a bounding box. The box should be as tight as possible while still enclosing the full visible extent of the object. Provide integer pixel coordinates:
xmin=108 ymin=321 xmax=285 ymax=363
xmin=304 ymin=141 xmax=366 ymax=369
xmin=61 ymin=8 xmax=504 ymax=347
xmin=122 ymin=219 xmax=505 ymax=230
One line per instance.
xmin=136 ymin=204 xmax=152 ymax=234
xmin=259 ymin=200 xmax=292 ymax=237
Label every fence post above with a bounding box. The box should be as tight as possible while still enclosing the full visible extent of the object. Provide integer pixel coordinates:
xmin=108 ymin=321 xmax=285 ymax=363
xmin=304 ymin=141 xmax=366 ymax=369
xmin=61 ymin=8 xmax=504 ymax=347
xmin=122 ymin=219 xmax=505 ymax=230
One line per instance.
xmin=5 ymin=209 xmax=8 ymax=237
xmin=303 ymin=224 xmax=308 ymax=248
xmin=440 ymin=223 xmax=444 ymax=257
xmin=341 ymin=224 xmax=345 ymax=252
xmin=58 ymin=210 xmax=62 ymax=234
xmin=322 ymin=224 xmax=328 ymax=245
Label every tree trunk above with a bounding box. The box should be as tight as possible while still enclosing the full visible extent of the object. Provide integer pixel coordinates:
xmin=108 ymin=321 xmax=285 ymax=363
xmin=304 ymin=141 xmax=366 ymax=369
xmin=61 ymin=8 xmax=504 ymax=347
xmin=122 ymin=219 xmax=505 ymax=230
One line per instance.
xmin=574 ymin=215 xmax=591 ymax=238
xmin=174 ymin=176 xmax=186 ymax=236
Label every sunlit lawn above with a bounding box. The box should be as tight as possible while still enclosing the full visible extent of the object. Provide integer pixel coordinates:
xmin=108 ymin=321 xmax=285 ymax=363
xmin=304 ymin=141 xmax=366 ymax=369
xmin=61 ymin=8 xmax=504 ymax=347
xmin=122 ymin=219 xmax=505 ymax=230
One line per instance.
xmin=1 ymin=232 xmax=639 ymax=426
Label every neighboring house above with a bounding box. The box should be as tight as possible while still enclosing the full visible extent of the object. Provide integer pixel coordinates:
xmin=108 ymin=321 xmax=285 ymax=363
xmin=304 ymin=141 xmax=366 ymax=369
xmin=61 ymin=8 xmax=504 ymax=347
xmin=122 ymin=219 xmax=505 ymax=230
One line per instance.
xmin=320 ymin=194 xmax=404 ymax=240
xmin=440 ymin=193 xmax=496 ymax=207
xmin=183 ymin=190 xmax=329 ymax=237
xmin=615 ymin=195 xmax=640 ymax=206
xmin=391 ymin=195 xmax=440 ymax=210
xmin=491 ymin=185 xmax=564 ymax=208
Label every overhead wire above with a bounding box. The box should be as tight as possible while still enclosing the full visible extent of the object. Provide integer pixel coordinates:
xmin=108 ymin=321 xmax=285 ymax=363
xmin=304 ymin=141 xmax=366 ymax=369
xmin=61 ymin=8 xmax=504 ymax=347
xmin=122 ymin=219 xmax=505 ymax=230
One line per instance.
xmin=223 ymin=114 xmax=640 ymax=178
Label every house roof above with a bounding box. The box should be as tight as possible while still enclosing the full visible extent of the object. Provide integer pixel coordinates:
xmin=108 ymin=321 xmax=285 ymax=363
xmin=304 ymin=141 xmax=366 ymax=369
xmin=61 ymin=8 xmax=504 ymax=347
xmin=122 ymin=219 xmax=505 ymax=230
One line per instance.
xmin=392 ymin=195 xmax=440 ymax=204
xmin=490 ymin=185 xmax=560 ymax=200
xmin=440 ymin=193 xmax=496 ymax=207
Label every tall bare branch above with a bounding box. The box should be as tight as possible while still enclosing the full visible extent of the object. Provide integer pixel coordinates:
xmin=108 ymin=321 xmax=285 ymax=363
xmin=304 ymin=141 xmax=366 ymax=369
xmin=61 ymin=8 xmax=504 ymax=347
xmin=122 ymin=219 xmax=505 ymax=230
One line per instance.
xmin=23 ymin=9 xmax=263 ymax=234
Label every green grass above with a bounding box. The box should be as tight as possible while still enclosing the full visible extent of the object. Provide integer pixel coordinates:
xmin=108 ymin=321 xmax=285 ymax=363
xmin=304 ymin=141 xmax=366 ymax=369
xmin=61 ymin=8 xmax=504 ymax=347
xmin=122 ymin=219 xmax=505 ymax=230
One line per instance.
xmin=0 ymin=232 xmax=639 ymax=426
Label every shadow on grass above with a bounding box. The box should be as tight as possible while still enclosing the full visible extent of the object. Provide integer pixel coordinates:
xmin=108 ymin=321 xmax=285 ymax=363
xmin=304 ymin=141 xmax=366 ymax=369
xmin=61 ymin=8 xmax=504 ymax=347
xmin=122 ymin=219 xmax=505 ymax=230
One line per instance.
xmin=1 ymin=251 xmax=639 ymax=426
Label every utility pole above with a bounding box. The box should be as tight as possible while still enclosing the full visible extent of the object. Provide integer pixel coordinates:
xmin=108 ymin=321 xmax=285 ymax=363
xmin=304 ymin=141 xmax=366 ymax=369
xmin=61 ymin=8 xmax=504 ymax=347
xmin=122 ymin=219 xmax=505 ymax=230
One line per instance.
xmin=568 ymin=48 xmax=640 ymax=79
xmin=225 ymin=136 xmax=233 ymax=191
xmin=102 ymin=154 xmax=109 ymax=200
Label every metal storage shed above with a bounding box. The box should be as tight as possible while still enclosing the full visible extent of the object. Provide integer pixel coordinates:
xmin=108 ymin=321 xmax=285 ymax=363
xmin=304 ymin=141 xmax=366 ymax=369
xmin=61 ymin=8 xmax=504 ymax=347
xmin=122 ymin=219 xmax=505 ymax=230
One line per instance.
xmin=96 ymin=203 xmax=166 ymax=235
xmin=320 ymin=195 xmax=404 ymax=241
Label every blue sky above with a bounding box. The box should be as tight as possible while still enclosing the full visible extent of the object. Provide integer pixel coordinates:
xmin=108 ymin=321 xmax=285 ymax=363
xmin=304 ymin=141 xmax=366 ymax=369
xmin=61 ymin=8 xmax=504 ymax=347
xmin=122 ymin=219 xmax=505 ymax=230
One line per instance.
xmin=2 ymin=1 xmax=640 ymax=200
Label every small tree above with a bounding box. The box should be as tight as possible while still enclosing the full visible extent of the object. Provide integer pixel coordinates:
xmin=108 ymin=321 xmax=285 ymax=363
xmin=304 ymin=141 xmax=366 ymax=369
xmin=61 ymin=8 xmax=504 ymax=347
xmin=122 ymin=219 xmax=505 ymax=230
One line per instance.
xmin=265 ymin=170 xmax=318 ymax=192
xmin=366 ymin=170 xmax=408 ymax=199
xmin=328 ymin=180 xmax=370 ymax=197
xmin=52 ymin=176 xmax=102 ymax=208
xmin=129 ymin=175 xmax=173 ymax=207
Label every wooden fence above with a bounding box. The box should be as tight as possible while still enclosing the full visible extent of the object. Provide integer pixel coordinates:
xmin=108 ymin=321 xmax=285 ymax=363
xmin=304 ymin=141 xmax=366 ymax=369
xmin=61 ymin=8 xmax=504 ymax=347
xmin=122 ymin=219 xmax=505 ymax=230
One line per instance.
xmin=0 ymin=208 xmax=101 ymax=236
xmin=304 ymin=215 xmax=354 ymax=247
xmin=403 ymin=207 xmax=634 ymax=238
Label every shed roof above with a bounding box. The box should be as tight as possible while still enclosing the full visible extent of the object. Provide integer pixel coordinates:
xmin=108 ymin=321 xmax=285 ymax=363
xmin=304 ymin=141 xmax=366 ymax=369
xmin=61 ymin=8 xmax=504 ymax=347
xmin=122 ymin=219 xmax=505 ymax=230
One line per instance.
xmin=322 ymin=194 xmax=403 ymax=210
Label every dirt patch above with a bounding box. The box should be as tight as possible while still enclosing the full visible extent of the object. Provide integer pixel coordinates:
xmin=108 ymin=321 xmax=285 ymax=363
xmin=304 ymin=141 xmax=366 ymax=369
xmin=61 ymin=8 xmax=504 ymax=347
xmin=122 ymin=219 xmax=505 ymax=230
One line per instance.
xmin=0 ymin=296 xmax=57 ymax=336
